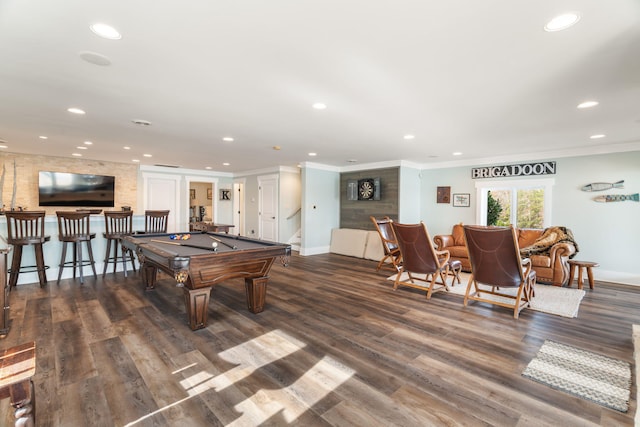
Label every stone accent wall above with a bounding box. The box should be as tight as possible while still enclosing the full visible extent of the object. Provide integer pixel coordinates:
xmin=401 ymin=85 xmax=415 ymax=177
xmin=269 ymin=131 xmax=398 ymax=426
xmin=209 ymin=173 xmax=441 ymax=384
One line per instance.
xmin=0 ymin=152 xmax=138 ymax=215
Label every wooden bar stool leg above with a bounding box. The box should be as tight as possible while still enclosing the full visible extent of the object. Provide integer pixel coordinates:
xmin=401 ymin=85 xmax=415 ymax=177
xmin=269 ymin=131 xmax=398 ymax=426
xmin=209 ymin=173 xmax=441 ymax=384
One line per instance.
xmin=102 ymin=239 xmax=112 ymax=277
xmin=86 ymin=241 xmax=97 ymax=278
xmin=8 ymin=246 xmax=23 ymax=289
xmin=34 ymin=244 xmax=47 ymax=287
xmin=75 ymin=241 xmax=84 ymax=284
xmin=57 ymin=242 xmax=68 ymax=283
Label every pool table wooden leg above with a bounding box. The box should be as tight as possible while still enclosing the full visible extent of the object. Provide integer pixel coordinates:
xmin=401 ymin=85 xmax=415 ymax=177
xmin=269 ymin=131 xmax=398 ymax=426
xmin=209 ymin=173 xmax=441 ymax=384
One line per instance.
xmin=245 ymin=277 xmax=268 ymax=313
xmin=183 ymin=287 xmax=210 ymax=330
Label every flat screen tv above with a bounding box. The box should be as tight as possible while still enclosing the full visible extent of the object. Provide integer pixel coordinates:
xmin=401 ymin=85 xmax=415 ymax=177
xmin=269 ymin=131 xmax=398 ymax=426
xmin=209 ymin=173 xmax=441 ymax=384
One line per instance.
xmin=38 ymin=171 xmax=115 ymax=207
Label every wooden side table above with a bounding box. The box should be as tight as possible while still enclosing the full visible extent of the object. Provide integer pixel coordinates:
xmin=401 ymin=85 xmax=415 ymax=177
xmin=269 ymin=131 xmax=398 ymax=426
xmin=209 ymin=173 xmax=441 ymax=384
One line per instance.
xmin=567 ymin=260 xmax=599 ymax=290
xmin=0 ymin=341 xmax=36 ymax=427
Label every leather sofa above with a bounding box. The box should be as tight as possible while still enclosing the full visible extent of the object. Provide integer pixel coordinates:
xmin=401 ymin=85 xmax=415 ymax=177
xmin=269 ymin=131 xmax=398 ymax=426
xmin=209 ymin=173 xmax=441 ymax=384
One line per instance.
xmin=433 ymin=223 xmax=577 ymax=286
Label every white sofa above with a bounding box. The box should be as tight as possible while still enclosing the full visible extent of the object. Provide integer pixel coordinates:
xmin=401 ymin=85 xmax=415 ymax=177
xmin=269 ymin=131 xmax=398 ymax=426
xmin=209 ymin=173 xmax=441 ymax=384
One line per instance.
xmin=329 ymin=228 xmax=385 ymax=262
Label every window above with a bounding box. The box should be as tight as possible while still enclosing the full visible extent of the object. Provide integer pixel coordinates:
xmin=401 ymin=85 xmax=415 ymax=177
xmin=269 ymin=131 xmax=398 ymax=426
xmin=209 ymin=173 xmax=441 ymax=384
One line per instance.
xmin=475 ymin=179 xmax=553 ymax=228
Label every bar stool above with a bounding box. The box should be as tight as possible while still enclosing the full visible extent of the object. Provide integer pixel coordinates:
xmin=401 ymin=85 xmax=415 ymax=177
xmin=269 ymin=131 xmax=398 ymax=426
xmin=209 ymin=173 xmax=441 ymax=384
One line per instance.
xmin=5 ymin=211 xmax=50 ymax=288
xmin=56 ymin=211 xmax=97 ymax=284
xmin=103 ymin=211 xmax=136 ymax=277
xmin=143 ymin=210 xmax=170 ymax=234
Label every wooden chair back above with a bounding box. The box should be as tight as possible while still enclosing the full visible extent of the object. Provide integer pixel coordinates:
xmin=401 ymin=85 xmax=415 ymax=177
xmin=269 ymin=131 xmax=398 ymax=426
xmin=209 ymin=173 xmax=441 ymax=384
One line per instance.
xmin=144 ymin=210 xmax=170 ymax=233
xmin=463 ymin=225 xmax=524 ymax=287
xmin=370 ymin=216 xmax=402 ymax=271
xmin=392 ymin=222 xmax=441 ymax=275
xmin=56 ymin=211 xmax=93 ymax=241
xmin=103 ymin=211 xmax=133 ymax=238
xmin=5 ymin=211 xmax=47 ymax=244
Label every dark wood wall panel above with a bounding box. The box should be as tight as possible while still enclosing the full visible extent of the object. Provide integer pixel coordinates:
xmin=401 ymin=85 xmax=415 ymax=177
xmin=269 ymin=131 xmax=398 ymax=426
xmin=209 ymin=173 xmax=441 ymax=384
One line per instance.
xmin=340 ymin=167 xmax=399 ymax=230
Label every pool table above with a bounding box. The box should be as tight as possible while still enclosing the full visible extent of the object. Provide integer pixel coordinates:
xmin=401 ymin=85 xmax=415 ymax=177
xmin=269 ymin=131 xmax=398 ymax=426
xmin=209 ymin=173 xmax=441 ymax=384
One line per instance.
xmin=122 ymin=232 xmax=291 ymax=330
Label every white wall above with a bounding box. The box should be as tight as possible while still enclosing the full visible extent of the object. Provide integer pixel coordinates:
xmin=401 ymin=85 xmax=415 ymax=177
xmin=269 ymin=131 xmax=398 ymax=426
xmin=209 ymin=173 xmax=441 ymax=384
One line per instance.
xmin=300 ymin=164 xmax=340 ymax=255
xmin=419 ymin=152 xmax=640 ymax=284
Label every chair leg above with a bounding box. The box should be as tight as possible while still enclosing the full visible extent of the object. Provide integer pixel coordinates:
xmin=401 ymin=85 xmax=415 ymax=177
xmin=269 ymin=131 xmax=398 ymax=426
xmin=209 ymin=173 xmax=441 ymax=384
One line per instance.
xmin=34 ymin=244 xmax=47 ymax=287
xmin=118 ymin=240 xmax=127 ymax=277
xmin=57 ymin=242 xmax=68 ymax=284
xmin=103 ymin=238 xmax=112 ymax=277
xmin=8 ymin=246 xmax=23 ymax=289
xmin=86 ymin=241 xmax=97 ymax=278
xmin=75 ymin=241 xmax=84 ymax=284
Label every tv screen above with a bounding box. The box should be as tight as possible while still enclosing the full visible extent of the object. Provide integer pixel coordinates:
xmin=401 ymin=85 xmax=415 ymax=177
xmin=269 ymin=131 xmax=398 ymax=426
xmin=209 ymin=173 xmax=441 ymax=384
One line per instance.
xmin=38 ymin=171 xmax=115 ymax=207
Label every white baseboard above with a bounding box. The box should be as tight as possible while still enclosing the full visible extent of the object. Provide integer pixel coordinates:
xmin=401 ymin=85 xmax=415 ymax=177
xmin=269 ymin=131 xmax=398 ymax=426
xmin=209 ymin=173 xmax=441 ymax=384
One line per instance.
xmin=299 ymin=245 xmax=330 ymax=256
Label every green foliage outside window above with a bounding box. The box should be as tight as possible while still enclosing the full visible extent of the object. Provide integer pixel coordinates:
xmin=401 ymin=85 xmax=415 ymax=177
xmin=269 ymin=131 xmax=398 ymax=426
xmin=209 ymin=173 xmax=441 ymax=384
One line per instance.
xmin=487 ymin=191 xmax=502 ymax=226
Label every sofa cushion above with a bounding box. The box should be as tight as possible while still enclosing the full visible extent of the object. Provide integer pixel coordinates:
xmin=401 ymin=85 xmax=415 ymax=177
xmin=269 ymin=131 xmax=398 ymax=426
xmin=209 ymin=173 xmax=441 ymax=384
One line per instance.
xmin=518 ymin=228 xmax=542 ymax=248
xmin=363 ymin=230 xmax=385 ymax=261
xmin=447 ymin=246 xmax=469 ymax=258
xmin=330 ymin=228 xmax=369 ymax=258
xmin=452 ymin=223 xmax=465 ymax=246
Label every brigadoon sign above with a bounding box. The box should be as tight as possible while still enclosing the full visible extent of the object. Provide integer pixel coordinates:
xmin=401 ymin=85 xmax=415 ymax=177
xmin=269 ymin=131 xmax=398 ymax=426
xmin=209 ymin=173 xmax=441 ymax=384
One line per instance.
xmin=471 ymin=161 xmax=556 ymax=179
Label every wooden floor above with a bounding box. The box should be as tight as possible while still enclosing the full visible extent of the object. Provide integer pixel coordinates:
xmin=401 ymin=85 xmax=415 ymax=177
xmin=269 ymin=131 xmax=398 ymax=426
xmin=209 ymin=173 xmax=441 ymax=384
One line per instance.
xmin=1 ymin=252 xmax=639 ymax=426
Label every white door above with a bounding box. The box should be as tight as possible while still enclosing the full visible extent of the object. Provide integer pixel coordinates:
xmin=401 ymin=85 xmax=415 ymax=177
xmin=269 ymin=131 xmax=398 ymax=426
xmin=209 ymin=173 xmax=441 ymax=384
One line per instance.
xmin=144 ymin=176 xmax=179 ymax=232
xmin=258 ymin=175 xmax=278 ymax=242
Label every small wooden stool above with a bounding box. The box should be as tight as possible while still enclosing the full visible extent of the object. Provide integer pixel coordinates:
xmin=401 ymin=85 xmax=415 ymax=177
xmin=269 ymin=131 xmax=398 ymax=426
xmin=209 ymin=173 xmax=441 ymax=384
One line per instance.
xmin=0 ymin=341 xmax=36 ymax=427
xmin=567 ymin=260 xmax=599 ymax=290
xmin=448 ymin=260 xmax=463 ymax=287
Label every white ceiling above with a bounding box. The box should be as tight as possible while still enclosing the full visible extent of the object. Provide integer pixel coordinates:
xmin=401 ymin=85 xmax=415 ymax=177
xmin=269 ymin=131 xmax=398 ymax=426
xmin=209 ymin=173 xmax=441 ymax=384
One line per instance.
xmin=1 ymin=0 xmax=639 ymax=173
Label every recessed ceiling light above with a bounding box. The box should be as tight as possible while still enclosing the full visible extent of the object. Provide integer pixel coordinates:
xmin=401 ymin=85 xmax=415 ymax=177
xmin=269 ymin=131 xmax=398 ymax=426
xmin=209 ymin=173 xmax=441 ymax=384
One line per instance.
xmin=84 ymin=141 xmax=93 ymax=145
xmin=90 ymin=23 xmax=122 ymax=40
xmin=577 ymin=101 xmax=599 ymax=109
xmin=39 ymin=135 xmax=48 ymax=140
xmin=404 ymin=134 xmax=415 ymax=140
xmin=312 ymin=103 xmax=327 ymax=110
xmin=590 ymin=134 xmax=606 ymax=139
xmin=0 ymin=145 xmax=7 ymax=149
xmin=72 ymin=153 xmax=82 ymax=157
xmin=273 ymin=146 xmax=281 ymax=151
xmin=452 ymin=152 xmax=462 ymax=156
xmin=222 ymin=162 xmax=230 ymax=166
xmin=308 ymin=152 xmax=317 ymax=156
xmin=222 ymin=137 xmax=234 ymax=142
xmin=132 ymin=119 xmax=151 ymax=126
xmin=143 ymin=154 xmax=152 ymax=157
xmin=76 ymin=146 xmax=88 ymax=150
xmin=67 ymin=107 xmax=86 ymax=115
xmin=205 ymin=166 xmax=212 ymax=170
xmin=123 ymin=146 xmax=131 ymax=150
xmin=132 ymin=159 xmax=140 ymax=163
xmin=544 ymin=13 xmax=580 ymax=32
xmin=79 ymin=51 xmax=112 ymax=66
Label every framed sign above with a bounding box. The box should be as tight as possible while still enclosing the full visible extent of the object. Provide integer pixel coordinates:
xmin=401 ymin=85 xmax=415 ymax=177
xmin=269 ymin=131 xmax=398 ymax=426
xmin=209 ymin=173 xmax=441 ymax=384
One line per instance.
xmin=453 ymin=193 xmax=470 ymax=207
xmin=220 ymin=189 xmax=231 ymax=201
xmin=190 ymin=189 xmax=196 ymax=200
xmin=207 ymin=188 xmax=212 ymax=200
xmin=437 ymin=186 xmax=451 ymax=204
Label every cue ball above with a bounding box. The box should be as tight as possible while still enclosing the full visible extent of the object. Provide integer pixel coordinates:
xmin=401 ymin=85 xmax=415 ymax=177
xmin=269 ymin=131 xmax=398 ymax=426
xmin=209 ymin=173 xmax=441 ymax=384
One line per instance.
xmin=212 ymin=242 xmax=218 ymax=248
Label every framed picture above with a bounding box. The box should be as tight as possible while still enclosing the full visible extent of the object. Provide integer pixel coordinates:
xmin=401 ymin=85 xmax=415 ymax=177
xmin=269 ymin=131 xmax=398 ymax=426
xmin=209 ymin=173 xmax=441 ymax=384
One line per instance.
xmin=436 ymin=186 xmax=451 ymax=203
xmin=207 ymin=188 xmax=212 ymax=200
xmin=453 ymin=193 xmax=470 ymax=207
xmin=220 ymin=189 xmax=231 ymax=201
xmin=190 ymin=189 xmax=196 ymax=200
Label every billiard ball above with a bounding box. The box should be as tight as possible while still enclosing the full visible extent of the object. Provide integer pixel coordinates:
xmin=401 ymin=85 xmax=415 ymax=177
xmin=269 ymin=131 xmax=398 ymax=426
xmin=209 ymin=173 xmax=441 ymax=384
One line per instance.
xmin=212 ymin=242 xmax=218 ymax=248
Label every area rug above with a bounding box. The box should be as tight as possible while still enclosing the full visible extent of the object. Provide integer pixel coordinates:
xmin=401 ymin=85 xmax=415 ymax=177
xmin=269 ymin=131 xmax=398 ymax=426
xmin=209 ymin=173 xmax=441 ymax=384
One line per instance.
xmin=387 ymin=272 xmax=586 ymax=318
xmin=522 ymin=340 xmax=631 ymax=412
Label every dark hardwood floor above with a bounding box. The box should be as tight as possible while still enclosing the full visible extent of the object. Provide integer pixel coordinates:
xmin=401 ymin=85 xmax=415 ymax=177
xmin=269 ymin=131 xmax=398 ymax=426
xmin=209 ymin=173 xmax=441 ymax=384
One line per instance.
xmin=1 ymin=253 xmax=638 ymax=426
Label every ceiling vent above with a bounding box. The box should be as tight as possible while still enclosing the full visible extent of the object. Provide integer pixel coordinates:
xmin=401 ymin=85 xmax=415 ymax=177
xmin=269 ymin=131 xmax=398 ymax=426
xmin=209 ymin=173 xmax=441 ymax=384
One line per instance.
xmin=132 ymin=119 xmax=152 ymax=126
xmin=154 ymin=164 xmax=181 ymax=168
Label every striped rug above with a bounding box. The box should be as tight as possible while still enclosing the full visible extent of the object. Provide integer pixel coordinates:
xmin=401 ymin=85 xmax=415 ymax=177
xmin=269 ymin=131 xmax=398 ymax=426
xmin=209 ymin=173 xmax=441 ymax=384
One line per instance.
xmin=522 ymin=340 xmax=631 ymax=412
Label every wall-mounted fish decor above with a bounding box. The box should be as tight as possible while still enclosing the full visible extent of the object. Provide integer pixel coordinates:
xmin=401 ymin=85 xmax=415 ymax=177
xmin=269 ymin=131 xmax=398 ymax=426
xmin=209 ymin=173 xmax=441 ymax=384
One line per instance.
xmin=582 ymin=180 xmax=624 ymax=192
xmin=593 ymin=193 xmax=639 ymax=203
